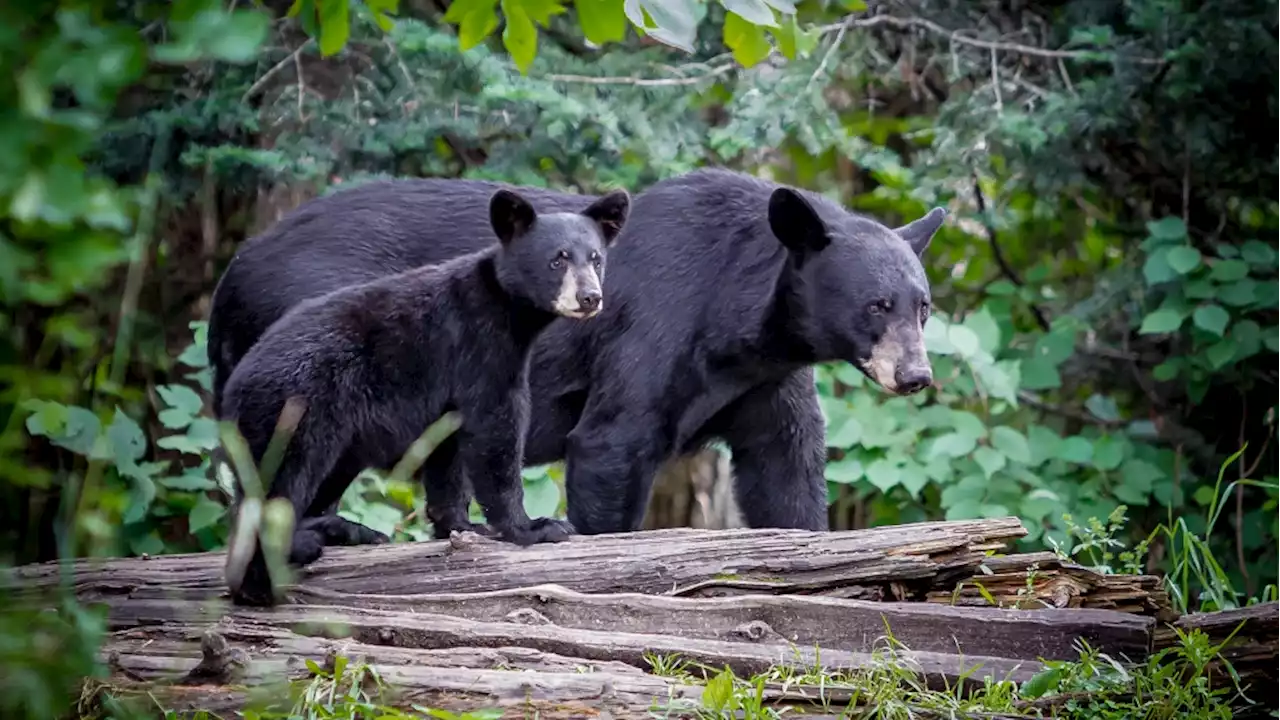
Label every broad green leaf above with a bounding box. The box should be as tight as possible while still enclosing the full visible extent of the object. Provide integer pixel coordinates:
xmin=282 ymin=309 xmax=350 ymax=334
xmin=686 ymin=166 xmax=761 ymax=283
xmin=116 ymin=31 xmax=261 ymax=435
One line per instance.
xmin=107 ymin=408 xmax=146 ymax=467
xmin=1152 ymin=360 xmax=1180 ymax=381
xmin=123 ymin=475 xmax=157 ymax=524
xmin=1057 ymin=436 xmax=1093 ymax=464
xmin=923 ymin=318 xmax=954 ymax=355
xmin=1265 ymin=328 xmax=1279 ymax=353
xmin=1120 ymin=459 xmax=1163 ymax=493
xmin=1021 ymin=666 xmax=1065 ymax=699
xmin=1192 ymin=304 xmax=1230 ymax=336
xmin=973 ymin=447 xmax=1006 ymax=479
xmin=864 ymin=458 xmax=898 ymax=493
xmin=1205 ymin=338 xmax=1238 ymax=369
xmin=1084 ymin=394 xmax=1120 ymax=423
xmin=768 ymin=14 xmax=816 ymax=59
xmin=502 ymin=0 xmax=539 ymax=73
xmin=1240 ymin=240 xmax=1277 ymax=267
xmin=826 ymin=415 xmax=862 ymax=447
xmin=1019 ymin=357 xmax=1061 ymax=390
xmin=1025 ymin=425 xmax=1061 ymax=467
xmin=1138 ymin=308 xmax=1184 ymax=335
xmin=318 ymin=0 xmax=351 ymax=56
xmin=206 ymin=10 xmax=270 ymax=63
xmin=158 ymin=408 xmax=195 ymax=429
xmin=446 ymin=0 xmax=501 ymax=50
xmin=159 ymin=472 xmax=217 ymax=491
xmin=825 ymin=458 xmax=863 ymax=483
xmin=1220 ymin=279 xmax=1257 ymax=307
xmin=158 ymin=384 xmax=205 ymax=416
xmin=1146 ymin=216 xmax=1187 ymax=242
xmin=1184 ymin=279 xmax=1216 ymax=299
xmin=990 ymin=427 xmax=1031 ymax=464
xmin=720 ymin=0 xmax=778 ymax=27
xmin=976 ymin=359 xmax=1019 ymax=406
xmin=1019 ymin=489 xmax=1062 ymax=522
xmin=947 ymin=324 xmax=981 ymax=357
xmin=1032 ymin=324 xmax=1077 ymax=365
xmin=963 ymin=307 xmax=1002 ymax=355
xmin=840 ymin=0 xmax=868 ymax=9
xmin=523 ymin=475 xmax=562 ymax=517
xmin=945 ymin=498 xmax=983 ymax=520
xmin=189 ymin=495 xmax=227 ymax=534
xmin=949 ymin=410 xmax=988 ymax=441
xmin=519 ymin=0 xmax=567 ymax=24
xmin=723 ymin=12 xmax=772 ymax=67
xmin=929 ymin=432 xmax=977 ymax=459
xmin=575 ymin=0 xmax=626 ymax=44
xmin=1165 ymin=245 xmax=1202 ymax=274
xmin=1142 ymin=247 xmax=1176 ymax=285
xmin=940 ymin=475 xmax=986 ymax=508
xmin=1231 ymin=319 xmax=1263 ymax=358
xmin=626 ymin=0 xmax=698 ymax=52
xmin=899 ymin=464 xmax=929 ymax=499
xmin=1209 ymin=259 xmax=1250 ymax=282
xmin=1091 ymin=435 xmax=1126 ymax=471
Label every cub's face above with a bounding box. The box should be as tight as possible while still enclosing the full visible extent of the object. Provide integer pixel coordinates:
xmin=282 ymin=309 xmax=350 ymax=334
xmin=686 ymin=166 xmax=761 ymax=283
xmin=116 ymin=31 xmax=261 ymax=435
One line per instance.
xmin=489 ymin=189 xmax=631 ymax=319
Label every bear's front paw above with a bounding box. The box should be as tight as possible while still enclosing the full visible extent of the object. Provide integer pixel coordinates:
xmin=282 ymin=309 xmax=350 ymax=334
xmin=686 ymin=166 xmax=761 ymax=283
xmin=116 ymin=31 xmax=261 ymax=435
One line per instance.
xmin=498 ymin=517 xmax=576 ymax=546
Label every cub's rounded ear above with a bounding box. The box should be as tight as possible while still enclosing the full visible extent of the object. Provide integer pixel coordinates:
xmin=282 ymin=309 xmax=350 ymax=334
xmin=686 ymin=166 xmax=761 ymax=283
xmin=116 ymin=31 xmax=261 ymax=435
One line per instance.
xmin=768 ymin=188 xmax=830 ymax=261
xmin=895 ymin=206 xmax=947 ymax=257
xmin=581 ymin=189 xmax=631 ymax=247
xmin=490 ymin=189 xmax=537 ymax=245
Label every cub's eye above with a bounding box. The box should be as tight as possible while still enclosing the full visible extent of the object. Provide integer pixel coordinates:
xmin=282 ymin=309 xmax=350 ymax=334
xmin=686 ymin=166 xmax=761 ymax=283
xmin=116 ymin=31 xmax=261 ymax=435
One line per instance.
xmin=920 ymin=302 xmax=931 ymax=324
xmin=550 ymin=250 xmax=569 ymax=269
xmin=867 ymin=299 xmax=892 ymax=315
xmin=589 ymin=251 xmax=602 ymax=267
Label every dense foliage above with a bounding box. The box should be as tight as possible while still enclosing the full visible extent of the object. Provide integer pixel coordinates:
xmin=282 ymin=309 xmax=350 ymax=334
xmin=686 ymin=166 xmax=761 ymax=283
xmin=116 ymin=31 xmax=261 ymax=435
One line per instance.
xmin=0 ymin=0 xmax=1275 ymax=717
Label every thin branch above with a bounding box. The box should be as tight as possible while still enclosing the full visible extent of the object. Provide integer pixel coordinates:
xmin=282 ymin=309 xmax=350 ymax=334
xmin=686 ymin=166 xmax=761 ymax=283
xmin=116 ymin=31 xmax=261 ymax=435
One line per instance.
xmin=808 ymin=15 xmax=851 ymax=92
xmin=543 ymin=64 xmax=736 ymax=87
xmin=242 ymin=40 xmax=313 ymax=103
xmin=969 ymin=173 xmax=1051 ymax=331
xmin=989 ymin=48 xmax=1003 ymax=115
xmin=1017 ymin=391 xmax=1123 ymax=427
xmin=817 ymin=14 xmax=1165 ymax=65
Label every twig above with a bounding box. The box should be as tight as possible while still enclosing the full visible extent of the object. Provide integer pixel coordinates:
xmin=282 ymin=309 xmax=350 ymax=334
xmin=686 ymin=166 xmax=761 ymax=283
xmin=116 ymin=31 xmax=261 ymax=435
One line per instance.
xmin=543 ymin=64 xmax=736 ymax=87
xmin=816 ymin=14 xmax=1165 ymax=65
xmin=1057 ymin=58 xmax=1078 ymax=97
xmin=242 ymin=40 xmax=313 ymax=103
xmin=293 ymin=49 xmax=306 ymax=122
xmin=969 ymin=173 xmax=1051 ymax=331
xmin=989 ymin=49 xmax=1003 ymax=115
xmin=1017 ymin=391 xmax=1123 ymax=427
xmin=808 ymin=16 xmax=851 ymax=91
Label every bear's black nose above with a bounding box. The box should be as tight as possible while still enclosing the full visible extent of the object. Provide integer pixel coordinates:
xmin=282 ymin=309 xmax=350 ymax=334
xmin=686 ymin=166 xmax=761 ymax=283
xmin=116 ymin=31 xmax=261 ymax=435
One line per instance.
xmin=895 ymin=368 xmax=932 ymax=394
xmin=577 ymin=290 xmax=601 ymax=312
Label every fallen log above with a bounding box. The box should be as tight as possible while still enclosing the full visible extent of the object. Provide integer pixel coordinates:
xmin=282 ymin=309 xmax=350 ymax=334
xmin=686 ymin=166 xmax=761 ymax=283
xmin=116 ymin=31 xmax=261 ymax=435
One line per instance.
xmin=1155 ymin=601 xmax=1278 ymax=708
xmin=13 ymin=518 xmax=1029 ymax=603
xmin=926 ymin=552 xmax=1176 ymax=621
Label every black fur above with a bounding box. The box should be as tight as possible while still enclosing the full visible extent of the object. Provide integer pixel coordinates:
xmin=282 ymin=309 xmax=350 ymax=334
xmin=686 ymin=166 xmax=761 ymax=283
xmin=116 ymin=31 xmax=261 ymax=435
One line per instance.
xmin=219 ymin=188 xmax=629 ymax=606
xmin=207 ymin=169 xmax=944 ymax=541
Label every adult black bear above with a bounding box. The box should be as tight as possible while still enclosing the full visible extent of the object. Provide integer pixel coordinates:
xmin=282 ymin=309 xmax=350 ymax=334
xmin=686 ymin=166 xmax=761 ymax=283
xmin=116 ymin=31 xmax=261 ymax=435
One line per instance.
xmin=218 ymin=188 xmax=630 ymax=606
xmin=207 ymin=168 xmax=944 ymax=539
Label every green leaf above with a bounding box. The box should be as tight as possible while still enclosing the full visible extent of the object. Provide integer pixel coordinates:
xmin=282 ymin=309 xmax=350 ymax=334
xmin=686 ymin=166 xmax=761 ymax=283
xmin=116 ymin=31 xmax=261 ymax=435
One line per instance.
xmin=1205 ymin=337 xmax=1238 ymax=369
xmin=973 ymin=447 xmax=1006 ymax=479
xmin=1220 ymin=279 xmax=1257 ymax=307
xmin=723 ymin=12 xmax=772 ymax=67
xmin=1057 ymin=436 xmax=1093 ymax=464
xmin=1120 ymin=459 xmax=1163 ymax=495
xmin=1209 ymin=259 xmax=1250 ymax=283
xmin=107 ymin=408 xmax=146 ymax=467
xmin=923 ymin=318 xmax=954 ymax=355
xmin=990 ymin=427 xmax=1031 ymax=464
xmin=160 ymin=472 xmax=217 ymax=491
xmin=1192 ymin=304 xmax=1230 ymax=336
xmin=899 ymin=464 xmax=929 ymax=499
xmin=768 ymin=14 xmax=816 ymax=59
xmin=1026 ymin=425 xmax=1061 ymax=467
xmin=446 ymin=0 xmax=501 ymax=50
xmin=1032 ymin=324 xmax=1077 ymax=365
xmin=1184 ymin=279 xmax=1216 ymax=299
xmin=1142 ymin=247 xmax=1176 ymax=285
xmin=1138 ymin=308 xmax=1184 ymax=335
xmin=1019 ymin=489 xmax=1062 ymax=522
xmin=207 ymin=10 xmax=270 ymax=63
xmin=522 ymin=476 xmax=562 ymax=517
xmin=158 ymin=384 xmax=205 ymax=416
xmin=825 ymin=458 xmax=863 ymax=483
xmin=720 ymin=0 xmax=778 ymax=27
xmin=929 ymin=432 xmax=977 ymax=459
xmin=625 ymin=0 xmax=697 ymax=52
xmin=1152 ymin=360 xmax=1180 ymax=381
xmin=963 ymin=307 xmax=1002 ymax=355
xmin=1146 ymin=217 xmax=1187 ymax=242
xmin=826 ymin=415 xmax=862 ymax=447
xmin=945 ymin=498 xmax=983 ymax=520
xmin=1165 ymin=246 xmax=1202 ymax=275
xmin=947 ymin=324 xmax=981 ymax=357
xmin=864 ymin=459 xmax=898 ymax=493
xmin=949 ymin=410 xmax=988 ymax=441
xmin=1019 ymin=357 xmax=1061 ymax=390
xmin=318 ymin=0 xmax=351 ymax=56
xmin=188 ymin=495 xmax=227 ymax=534
xmin=1240 ymin=240 xmax=1277 ymax=268
xmin=123 ymin=475 xmax=157 ymax=524
xmin=1091 ymin=435 xmax=1126 ymax=471
xmin=1083 ymin=394 xmax=1120 ymax=423
xmin=574 ymin=0 xmax=626 ymax=44
xmin=1021 ymin=666 xmax=1064 ymax=699
xmin=501 ymin=0 xmax=539 ymax=73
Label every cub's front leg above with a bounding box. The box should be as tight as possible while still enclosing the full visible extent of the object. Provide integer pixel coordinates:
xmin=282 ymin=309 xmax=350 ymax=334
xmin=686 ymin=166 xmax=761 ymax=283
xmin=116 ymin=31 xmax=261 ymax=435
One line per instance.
xmin=457 ymin=389 xmax=575 ymax=546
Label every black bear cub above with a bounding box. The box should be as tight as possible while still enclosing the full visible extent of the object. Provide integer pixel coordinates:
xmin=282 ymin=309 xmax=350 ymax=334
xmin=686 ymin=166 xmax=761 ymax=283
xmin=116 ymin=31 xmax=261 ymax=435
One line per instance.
xmin=220 ymin=187 xmax=631 ymax=606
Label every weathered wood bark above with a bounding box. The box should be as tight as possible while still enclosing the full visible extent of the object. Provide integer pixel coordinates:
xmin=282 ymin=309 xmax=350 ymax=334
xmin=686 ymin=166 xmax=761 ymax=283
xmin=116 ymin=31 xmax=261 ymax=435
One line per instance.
xmin=15 ymin=518 xmax=1029 ymax=602
xmin=926 ymin=552 xmax=1177 ymax=621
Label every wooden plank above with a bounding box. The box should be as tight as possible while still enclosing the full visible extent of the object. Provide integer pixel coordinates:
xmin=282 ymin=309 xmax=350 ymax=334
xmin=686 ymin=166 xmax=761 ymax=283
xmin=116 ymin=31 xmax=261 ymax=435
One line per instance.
xmin=1156 ymin=601 xmax=1278 ymax=710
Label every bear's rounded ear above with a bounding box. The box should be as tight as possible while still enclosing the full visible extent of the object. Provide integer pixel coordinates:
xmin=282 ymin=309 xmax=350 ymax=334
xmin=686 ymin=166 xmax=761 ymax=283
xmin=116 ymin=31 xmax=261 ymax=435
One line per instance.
xmin=768 ymin=188 xmax=830 ymax=260
xmin=581 ymin=190 xmax=631 ymax=247
xmin=895 ymin=206 xmax=947 ymax=257
xmin=490 ymin=189 xmax=537 ymax=245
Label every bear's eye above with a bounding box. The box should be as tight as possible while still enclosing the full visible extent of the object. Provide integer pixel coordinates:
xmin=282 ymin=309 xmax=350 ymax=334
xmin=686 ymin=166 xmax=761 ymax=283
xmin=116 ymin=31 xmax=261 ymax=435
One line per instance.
xmin=919 ymin=301 xmax=931 ymax=325
xmin=589 ymin=252 xmax=602 ymax=267
xmin=550 ymin=250 xmax=569 ymax=270
xmin=867 ymin=299 xmax=892 ymax=316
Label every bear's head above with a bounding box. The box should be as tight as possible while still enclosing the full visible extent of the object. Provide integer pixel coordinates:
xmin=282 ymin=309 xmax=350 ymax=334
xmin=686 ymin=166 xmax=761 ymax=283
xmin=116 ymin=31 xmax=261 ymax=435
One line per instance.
xmin=488 ymin=188 xmax=631 ymax=319
xmin=768 ymin=187 xmax=946 ymax=396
